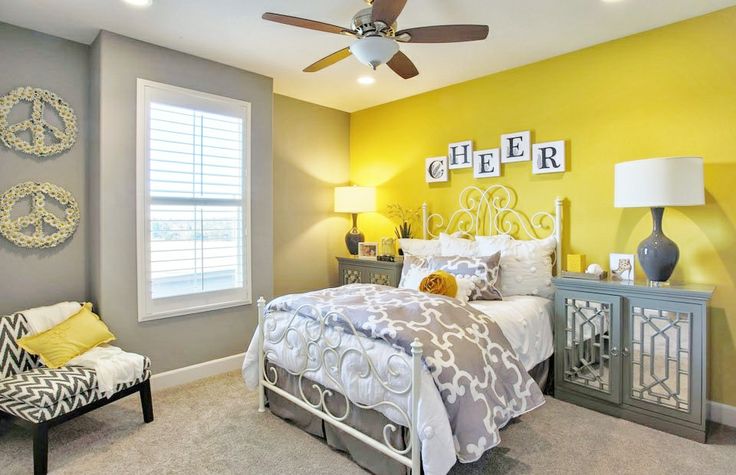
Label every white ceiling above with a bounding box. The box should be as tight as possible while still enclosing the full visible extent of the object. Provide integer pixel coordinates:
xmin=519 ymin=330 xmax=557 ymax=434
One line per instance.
xmin=1 ymin=0 xmax=734 ymax=112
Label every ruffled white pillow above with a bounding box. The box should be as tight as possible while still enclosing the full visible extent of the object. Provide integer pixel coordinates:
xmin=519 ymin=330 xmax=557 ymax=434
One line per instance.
xmin=454 ymin=276 xmax=478 ymax=303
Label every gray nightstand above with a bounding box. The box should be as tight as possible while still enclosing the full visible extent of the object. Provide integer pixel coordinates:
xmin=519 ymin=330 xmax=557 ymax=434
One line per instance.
xmin=553 ymin=277 xmax=714 ymax=442
xmin=336 ymin=257 xmax=403 ymax=287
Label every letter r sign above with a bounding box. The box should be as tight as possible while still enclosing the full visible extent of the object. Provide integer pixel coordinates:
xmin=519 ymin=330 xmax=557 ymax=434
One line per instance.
xmin=532 ymin=141 xmax=566 ymax=174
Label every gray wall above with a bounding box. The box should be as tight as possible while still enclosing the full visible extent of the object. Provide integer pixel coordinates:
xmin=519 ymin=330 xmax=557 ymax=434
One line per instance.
xmin=90 ymin=31 xmax=273 ymax=372
xmin=273 ymin=95 xmax=350 ymax=295
xmin=0 ymin=23 xmax=350 ymax=374
xmin=0 ymin=23 xmax=89 ymax=313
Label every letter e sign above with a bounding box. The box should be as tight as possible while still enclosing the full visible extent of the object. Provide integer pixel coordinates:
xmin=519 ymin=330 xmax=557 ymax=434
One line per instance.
xmin=425 ymin=156 xmax=449 ymax=183
xmin=501 ymin=131 xmax=530 ymax=163
xmin=473 ymin=148 xmax=500 ymax=178
xmin=532 ymin=141 xmax=566 ymax=174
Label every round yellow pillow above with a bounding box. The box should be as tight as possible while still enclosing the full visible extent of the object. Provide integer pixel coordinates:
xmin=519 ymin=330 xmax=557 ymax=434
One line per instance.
xmin=419 ymin=270 xmax=458 ymax=298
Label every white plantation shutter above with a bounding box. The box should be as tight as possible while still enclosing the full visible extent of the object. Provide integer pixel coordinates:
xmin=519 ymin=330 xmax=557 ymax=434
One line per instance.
xmin=137 ymin=80 xmax=251 ymax=321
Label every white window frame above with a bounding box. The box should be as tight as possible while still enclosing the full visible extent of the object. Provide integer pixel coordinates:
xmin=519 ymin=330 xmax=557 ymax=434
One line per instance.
xmin=136 ymin=78 xmax=252 ymax=322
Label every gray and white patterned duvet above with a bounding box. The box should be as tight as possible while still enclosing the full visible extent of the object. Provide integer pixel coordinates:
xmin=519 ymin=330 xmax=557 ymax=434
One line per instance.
xmin=267 ymin=284 xmax=545 ymax=463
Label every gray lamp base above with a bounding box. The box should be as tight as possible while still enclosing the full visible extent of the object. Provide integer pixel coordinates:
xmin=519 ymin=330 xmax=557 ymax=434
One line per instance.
xmin=345 ymin=213 xmax=364 ymax=256
xmin=637 ymin=207 xmax=679 ymax=283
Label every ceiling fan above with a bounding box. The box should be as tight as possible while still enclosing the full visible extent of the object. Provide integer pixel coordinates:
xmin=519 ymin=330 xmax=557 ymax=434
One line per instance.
xmin=262 ymin=0 xmax=490 ymax=79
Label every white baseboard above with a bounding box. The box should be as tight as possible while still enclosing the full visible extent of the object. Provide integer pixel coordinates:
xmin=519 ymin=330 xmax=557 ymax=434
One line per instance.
xmin=150 ymin=352 xmax=245 ymax=392
xmin=708 ymin=400 xmax=736 ymax=428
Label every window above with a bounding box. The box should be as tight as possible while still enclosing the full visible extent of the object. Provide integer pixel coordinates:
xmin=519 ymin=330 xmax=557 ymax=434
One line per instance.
xmin=136 ymin=79 xmax=251 ymax=321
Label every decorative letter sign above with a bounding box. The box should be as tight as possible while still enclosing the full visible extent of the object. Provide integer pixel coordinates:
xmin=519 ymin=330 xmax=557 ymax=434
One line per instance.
xmin=501 ymin=131 xmax=530 ymax=163
xmin=425 ymin=156 xmax=449 ymax=183
xmin=473 ymin=148 xmax=500 ymax=178
xmin=448 ymin=140 xmax=473 ymax=169
xmin=421 ymin=130 xmax=568 ymax=181
xmin=532 ymin=140 xmax=566 ymax=174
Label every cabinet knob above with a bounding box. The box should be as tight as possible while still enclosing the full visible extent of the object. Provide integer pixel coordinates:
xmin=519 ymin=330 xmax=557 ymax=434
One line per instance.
xmin=623 ymin=347 xmax=630 ymax=357
xmin=611 ymin=347 xmax=619 ymax=357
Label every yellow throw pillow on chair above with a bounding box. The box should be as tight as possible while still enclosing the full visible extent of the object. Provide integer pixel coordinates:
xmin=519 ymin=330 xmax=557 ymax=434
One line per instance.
xmin=17 ymin=302 xmax=116 ymax=369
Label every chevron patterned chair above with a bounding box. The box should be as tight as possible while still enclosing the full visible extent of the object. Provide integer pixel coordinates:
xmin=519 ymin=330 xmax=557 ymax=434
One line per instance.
xmin=0 ymin=310 xmax=154 ymax=475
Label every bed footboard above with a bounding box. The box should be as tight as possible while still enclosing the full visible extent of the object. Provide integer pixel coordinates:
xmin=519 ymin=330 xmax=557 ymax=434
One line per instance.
xmin=256 ymin=297 xmax=423 ymax=473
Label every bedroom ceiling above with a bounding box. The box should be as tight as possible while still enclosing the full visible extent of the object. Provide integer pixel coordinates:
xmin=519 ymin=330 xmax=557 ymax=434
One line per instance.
xmin=0 ymin=0 xmax=734 ymax=112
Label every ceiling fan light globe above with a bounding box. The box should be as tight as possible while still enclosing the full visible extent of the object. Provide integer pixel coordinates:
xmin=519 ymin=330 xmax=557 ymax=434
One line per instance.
xmin=350 ymin=37 xmax=399 ymax=69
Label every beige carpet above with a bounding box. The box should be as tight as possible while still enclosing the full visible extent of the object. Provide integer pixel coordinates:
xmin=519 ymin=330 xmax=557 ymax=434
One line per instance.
xmin=0 ymin=371 xmax=734 ymax=474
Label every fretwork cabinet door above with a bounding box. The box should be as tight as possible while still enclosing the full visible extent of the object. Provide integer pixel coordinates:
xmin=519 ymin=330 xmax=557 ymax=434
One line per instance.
xmin=622 ymin=298 xmax=703 ymax=425
xmin=554 ymin=290 xmax=623 ymax=404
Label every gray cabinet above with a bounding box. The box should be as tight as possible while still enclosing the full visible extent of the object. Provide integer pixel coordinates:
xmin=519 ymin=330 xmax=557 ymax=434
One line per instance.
xmin=553 ymin=278 xmax=714 ymax=442
xmin=337 ymin=257 xmax=403 ymax=287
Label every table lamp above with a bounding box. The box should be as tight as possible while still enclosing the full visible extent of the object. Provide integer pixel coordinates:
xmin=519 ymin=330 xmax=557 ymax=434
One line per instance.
xmin=334 ymin=186 xmax=376 ymax=256
xmin=614 ymin=157 xmax=704 ymax=282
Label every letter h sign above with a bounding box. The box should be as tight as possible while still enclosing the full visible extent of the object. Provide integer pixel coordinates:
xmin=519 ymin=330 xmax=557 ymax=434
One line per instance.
xmin=448 ymin=140 xmax=473 ymax=169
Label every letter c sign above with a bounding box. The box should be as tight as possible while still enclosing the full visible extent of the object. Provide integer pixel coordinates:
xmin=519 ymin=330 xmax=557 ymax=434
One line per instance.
xmin=425 ymin=156 xmax=449 ymax=183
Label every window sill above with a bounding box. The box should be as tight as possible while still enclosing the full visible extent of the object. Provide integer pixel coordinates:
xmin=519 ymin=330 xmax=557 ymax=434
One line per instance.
xmin=139 ymin=297 xmax=252 ymax=322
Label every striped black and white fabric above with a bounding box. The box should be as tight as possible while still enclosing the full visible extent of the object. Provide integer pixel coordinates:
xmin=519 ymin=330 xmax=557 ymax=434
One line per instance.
xmin=0 ymin=312 xmax=41 ymax=379
xmin=0 ymin=312 xmax=151 ymax=423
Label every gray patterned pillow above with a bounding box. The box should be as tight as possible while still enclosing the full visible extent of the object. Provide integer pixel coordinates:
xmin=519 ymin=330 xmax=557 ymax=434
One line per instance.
xmin=399 ymin=255 xmax=430 ymax=288
xmin=429 ymin=253 xmax=502 ymax=301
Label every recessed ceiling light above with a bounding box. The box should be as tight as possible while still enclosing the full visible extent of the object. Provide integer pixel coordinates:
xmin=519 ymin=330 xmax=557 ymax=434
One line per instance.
xmin=357 ymin=76 xmax=375 ymax=85
xmin=601 ymin=0 xmax=625 ymax=3
xmin=123 ymin=0 xmax=153 ymax=7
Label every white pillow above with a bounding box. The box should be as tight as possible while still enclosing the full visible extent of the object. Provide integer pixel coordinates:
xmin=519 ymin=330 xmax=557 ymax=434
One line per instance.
xmin=20 ymin=301 xmax=82 ymax=335
xmin=440 ymin=233 xmax=515 ymax=258
xmin=398 ymin=238 xmax=441 ymax=257
xmin=454 ymin=276 xmax=478 ymax=303
xmin=439 ymin=233 xmax=478 ymax=257
xmin=475 ymin=234 xmax=513 ymax=257
xmin=497 ymin=236 xmax=557 ymax=299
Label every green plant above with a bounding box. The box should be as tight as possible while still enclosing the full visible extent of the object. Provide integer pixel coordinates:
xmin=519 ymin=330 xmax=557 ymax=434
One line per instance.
xmin=386 ymin=204 xmax=420 ymax=239
xmin=395 ymin=221 xmax=412 ymax=239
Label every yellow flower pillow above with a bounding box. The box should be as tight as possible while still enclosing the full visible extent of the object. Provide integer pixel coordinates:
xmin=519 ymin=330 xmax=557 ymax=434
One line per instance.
xmin=419 ymin=271 xmax=458 ymax=298
xmin=17 ymin=302 xmax=116 ymax=368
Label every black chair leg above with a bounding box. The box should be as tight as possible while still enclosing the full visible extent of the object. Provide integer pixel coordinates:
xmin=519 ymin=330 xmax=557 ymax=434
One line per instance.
xmin=33 ymin=423 xmax=48 ymax=475
xmin=139 ymin=380 xmax=154 ymax=423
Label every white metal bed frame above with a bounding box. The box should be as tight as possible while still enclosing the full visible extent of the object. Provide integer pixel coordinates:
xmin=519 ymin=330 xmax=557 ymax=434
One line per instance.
xmin=421 ymin=184 xmax=564 ymax=275
xmin=256 ymin=185 xmax=564 ymax=474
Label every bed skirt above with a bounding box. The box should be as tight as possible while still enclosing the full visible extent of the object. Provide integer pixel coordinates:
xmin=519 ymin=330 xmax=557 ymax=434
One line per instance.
xmin=263 ymin=358 xmax=552 ymax=474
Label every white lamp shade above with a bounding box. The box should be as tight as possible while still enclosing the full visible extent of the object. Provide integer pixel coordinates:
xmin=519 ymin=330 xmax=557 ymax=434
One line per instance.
xmin=334 ymin=186 xmax=376 ymax=213
xmin=350 ymin=37 xmax=399 ymax=69
xmin=614 ymin=157 xmax=705 ymax=208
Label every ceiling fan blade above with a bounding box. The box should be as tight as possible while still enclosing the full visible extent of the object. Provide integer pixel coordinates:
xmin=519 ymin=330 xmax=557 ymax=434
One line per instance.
xmin=303 ymin=48 xmax=353 ymax=73
xmin=371 ymin=0 xmax=408 ymax=25
xmin=262 ymin=12 xmax=353 ymax=35
xmin=396 ymin=25 xmax=489 ymax=43
xmin=387 ymin=51 xmax=419 ymax=79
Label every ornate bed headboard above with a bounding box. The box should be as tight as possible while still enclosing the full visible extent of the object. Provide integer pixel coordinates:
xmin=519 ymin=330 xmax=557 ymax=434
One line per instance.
xmin=420 ymin=185 xmax=564 ymax=275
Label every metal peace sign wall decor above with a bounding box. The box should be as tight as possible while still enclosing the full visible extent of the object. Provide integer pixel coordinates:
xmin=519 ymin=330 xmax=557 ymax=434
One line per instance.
xmin=0 ymin=182 xmax=80 ymax=249
xmin=0 ymin=86 xmax=78 ymax=157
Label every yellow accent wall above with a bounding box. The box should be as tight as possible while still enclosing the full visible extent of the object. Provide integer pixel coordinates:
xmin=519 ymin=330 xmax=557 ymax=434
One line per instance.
xmin=350 ymin=8 xmax=736 ymax=405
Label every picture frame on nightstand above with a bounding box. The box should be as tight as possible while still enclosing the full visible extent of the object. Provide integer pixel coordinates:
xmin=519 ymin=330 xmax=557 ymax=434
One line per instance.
xmin=358 ymin=242 xmax=378 ymax=260
xmin=610 ymin=253 xmax=635 ymax=281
